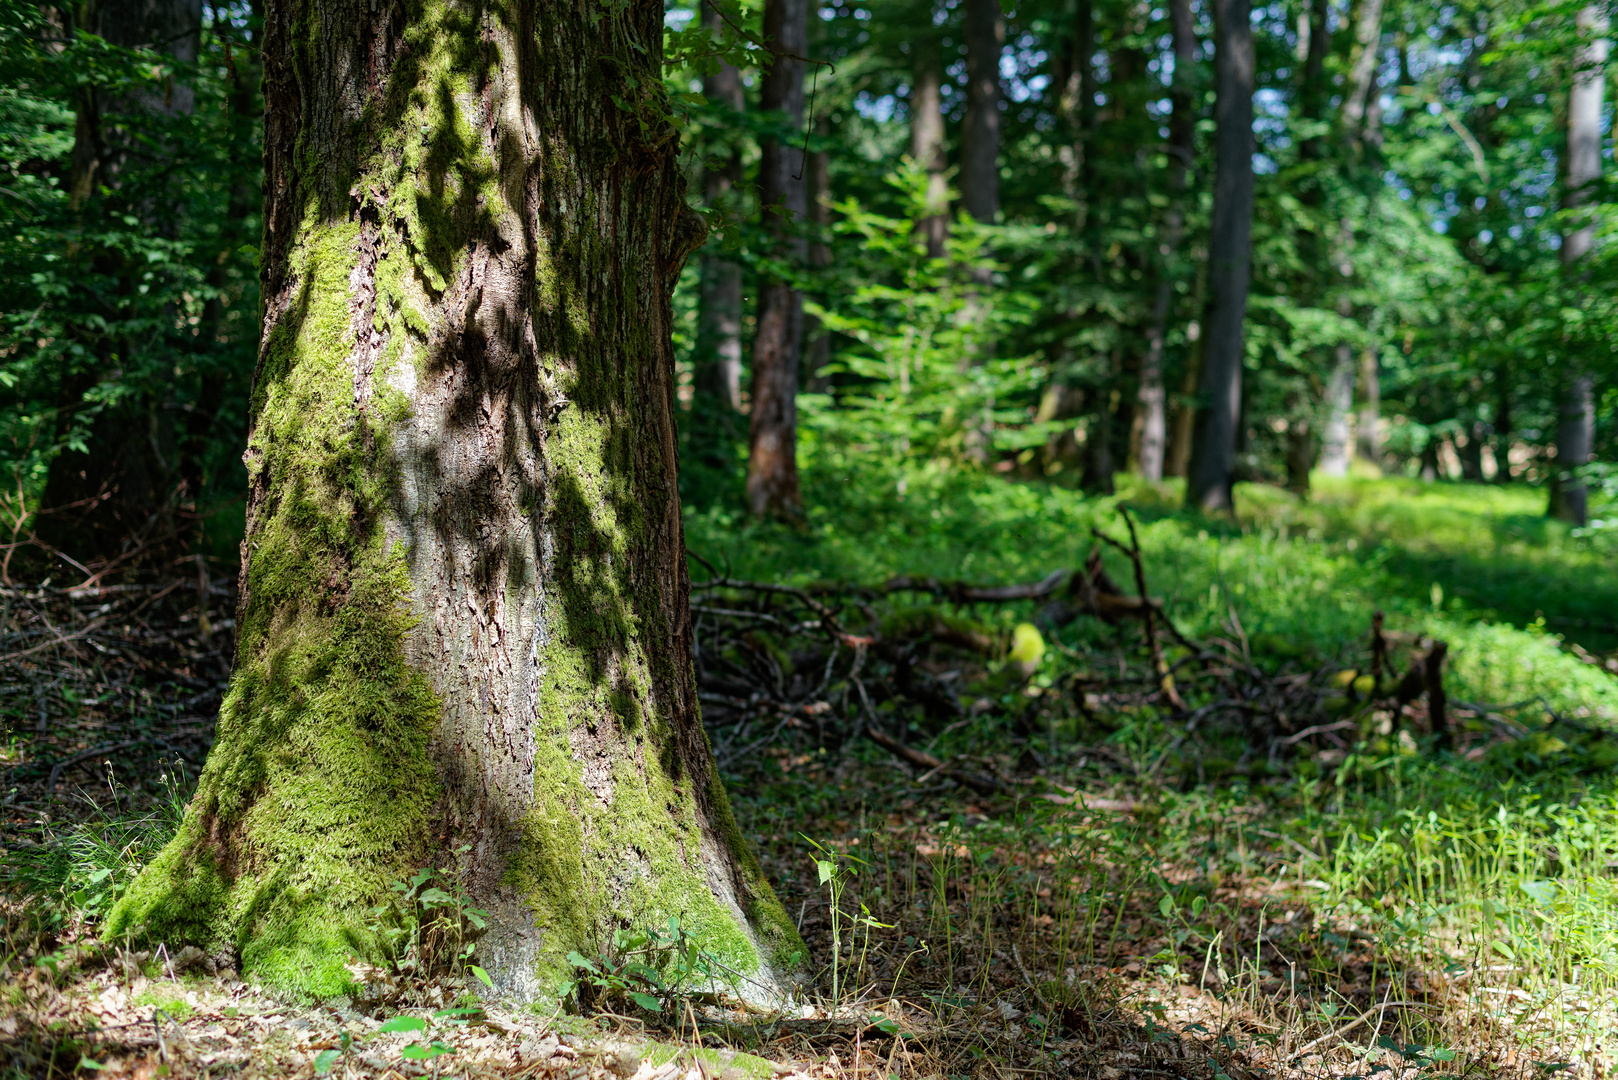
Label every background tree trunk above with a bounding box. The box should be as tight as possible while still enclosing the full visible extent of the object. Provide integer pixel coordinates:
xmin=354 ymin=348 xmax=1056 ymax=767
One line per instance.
xmin=1186 ymin=0 xmax=1254 ymax=511
xmin=1549 ymin=5 xmax=1607 ymax=525
xmin=1342 ymin=0 xmax=1386 ymax=153
xmin=910 ymin=30 xmax=949 ymax=257
xmin=1135 ymin=0 xmax=1194 ymax=482
xmin=747 ymin=0 xmax=810 ymax=518
xmin=694 ymin=0 xmax=747 ymax=417
xmin=1356 ymin=345 xmax=1381 ymax=465
xmin=110 ymin=0 xmax=801 ymax=1001
xmin=1319 ymin=341 xmax=1355 ymax=476
xmin=803 ymin=115 xmax=833 ymax=391
xmin=960 ymin=0 xmax=1003 ymax=222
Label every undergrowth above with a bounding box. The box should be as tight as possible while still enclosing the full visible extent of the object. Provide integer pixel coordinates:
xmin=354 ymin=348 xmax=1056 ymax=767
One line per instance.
xmin=4 ymin=469 xmax=1617 ymax=1076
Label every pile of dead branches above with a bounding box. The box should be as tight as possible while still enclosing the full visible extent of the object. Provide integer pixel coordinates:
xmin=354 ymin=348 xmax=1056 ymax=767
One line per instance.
xmin=0 ymin=558 xmax=235 ymax=827
xmin=690 ymin=507 xmax=1468 ymax=785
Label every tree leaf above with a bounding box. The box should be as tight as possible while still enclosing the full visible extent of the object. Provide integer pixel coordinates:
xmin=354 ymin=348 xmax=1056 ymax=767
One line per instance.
xmin=1518 ymin=880 xmax=1556 ymax=906
xmin=313 ymin=1049 xmax=341 ymax=1074
xmin=378 ymin=1016 xmax=427 ymax=1033
xmin=471 ymin=964 xmax=495 ymax=990
xmin=629 ymin=992 xmax=662 ymax=1012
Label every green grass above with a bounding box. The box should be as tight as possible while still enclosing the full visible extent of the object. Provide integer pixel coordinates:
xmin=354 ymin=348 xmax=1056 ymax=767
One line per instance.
xmin=685 ymin=464 xmax=1618 ymax=718
xmin=7 ymin=463 xmax=1617 ymax=1070
xmin=695 ymin=461 xmax=1618 ymax=1066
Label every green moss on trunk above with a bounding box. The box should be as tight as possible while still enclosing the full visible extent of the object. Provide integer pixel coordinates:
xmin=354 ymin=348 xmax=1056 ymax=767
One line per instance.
xmin=109 ymin=213 xmax=441 ymax=998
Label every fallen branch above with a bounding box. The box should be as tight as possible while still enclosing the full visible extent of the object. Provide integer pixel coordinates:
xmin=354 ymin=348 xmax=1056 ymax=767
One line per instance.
xmin=864 ymin=727 xmax=1002 ymax=795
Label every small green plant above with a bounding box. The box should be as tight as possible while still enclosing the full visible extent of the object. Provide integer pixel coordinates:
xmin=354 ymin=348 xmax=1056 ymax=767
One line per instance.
xmin=563 ymin=917 xmax=732 ymax=1015
xmin=1 ymin=761 xmax=190 ymax=931
xmin=804 ymin=836 xmax=889 ymax=1008
xmin=132 ymin=988 xmax=193 ymax=1021
xmin=368 ymin=850 xmax=489 ymax=979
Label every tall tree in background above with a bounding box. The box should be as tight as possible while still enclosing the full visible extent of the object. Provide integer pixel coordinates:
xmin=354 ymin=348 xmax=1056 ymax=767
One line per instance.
xmin=1345 ymin=0 xmax=1386 ymax=467
xmin=694 ymin=0 xmax=748 ymax=419
xmin=747 ymin=0 xmax=810 ymax=517
xmin=803 ymin=114 xmax=834 ymax=389
xmin=1548 ymin=5 xmax=1607 ymax=524
xmin=1311 ymin=0 xmax=1359 ymax=481
xmin=960 ymin=0 xmax=1003 ymax=222
xmin=1186 ymin=0 xmax=1255 ymax=510
xmin=1135 ymin=0 xmax=1195 ymax=482
xmin=1342 ymin=0 xmax=1386 ymax=154
xmin=910 ymin=24 xmax=949 ymax=257
xmin=108 ymin=0 xmax=801 ymax=998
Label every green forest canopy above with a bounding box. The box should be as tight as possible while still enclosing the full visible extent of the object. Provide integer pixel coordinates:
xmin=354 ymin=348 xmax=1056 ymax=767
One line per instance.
xmin=0 ymin=0 xmax=1614 ymax=556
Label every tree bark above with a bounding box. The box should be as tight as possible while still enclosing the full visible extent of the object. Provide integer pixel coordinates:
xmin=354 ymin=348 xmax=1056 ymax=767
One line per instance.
xmin=1550 ymin=375 xmax=1595 ymax=521
xmin=1135 ymin=0 xmax=1195 ymax=482
xmin=1341 ymin=0 xmax=1386 ymax=154
xmin=911 ymin=30 xmax=949 ymax=258
xmin=803 ymin=115 xmax=833 ymax=392
xmin=1319 ymin=342 xmax=1355 ymax=476
xmin=109 ymin=0 xmax=801 ymax=1002
xmin=747 ymin=0 xmax=810 ymax=518
xmin=1549 ymin=5 xmax=1607 ymax=525
xmin=960 ymin=0 xmax=1003 ymax=222
xmin=1356 ymin=344 xmax=1381 ymax=465
xmin=1494 ymin=360 xmax=1514 ymax=482
xmin=1298 ymin=0 xmax=1330 ymax=160
xmin=1185 ymin=0 xmax=1254 ymax=511
xmin=694 ymin=0 xmax=747 ymax=416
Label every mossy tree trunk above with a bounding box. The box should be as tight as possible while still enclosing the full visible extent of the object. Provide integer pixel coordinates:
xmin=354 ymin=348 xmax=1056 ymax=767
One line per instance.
xmin=109 ymin=0 xmax=802 ymax=1002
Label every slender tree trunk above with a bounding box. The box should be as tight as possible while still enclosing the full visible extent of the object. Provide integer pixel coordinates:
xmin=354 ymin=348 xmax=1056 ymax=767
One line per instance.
xmin=1494 ymin=361 xmax=1514 ymax=482
xmin=109 ymin=0 xmax=800 ymax=1001
xmin=1286 ymin=415 xmax=1314 ymax=495
xmin=1061 ymin=0 xmax=1096 ymax=214
xmin=1135 ymin=0 xmax=1194 ymax=482
xmin=694 ymin=0 xmax=746 ymax=416
xmin=1164 ymin=262 xmax=1208 ymax=478
xmin=803 ymin=116 xmax=833 ymax=392
xmin=1082 ymin=358 xmax=1117 ymax=494
xmin=1342 ymin=0 xmax=1385 ymax=152
xmin=1460 ymin=421 xmax=1486 ymax=481
xmin=1185 ymin=0 xmax=1254 ymax=511
xmin=1319 ymin=341 xmax=1355 ymax=476
xmin=1299 ymin=0 xmax=1330 ymax=159
xmin=1550 ymin=376 xmax=1595 ymax=521
xmin=1356 ymin=345 xmax=1381 ymax=466
xmin=747 ymin=0 xmax=810 ymax=518
xmin=960 ymin=0 xmax=1003 ymax=222
xmin=911 ymin=31 xmax=949 ymax=257
xmin=1549 ymin=5 xmax=1607 ymax=525
xmin=1303 ymin=0 xmax=1353 ymax=483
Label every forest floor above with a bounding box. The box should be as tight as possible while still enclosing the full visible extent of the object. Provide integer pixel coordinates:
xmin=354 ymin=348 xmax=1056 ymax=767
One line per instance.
xmin=4 ymin=469 xmax=1618 ymax=1079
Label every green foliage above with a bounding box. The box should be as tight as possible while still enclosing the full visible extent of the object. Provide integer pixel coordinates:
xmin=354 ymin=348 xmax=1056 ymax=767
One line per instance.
xmin=0 ymin=1 xmax=260 ymax=552
xmin=687 ymin=465 xmax=1618 ymax=708
xmin=366 ymin=857 xmax=490 ymax=980
xmin=802 ymin=165 xmax=1043 ymax=467
xmin=563 ymin=917 xmax=736 ymax=1014
xmin=0 ymin=762 xmax=189 ymax=932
